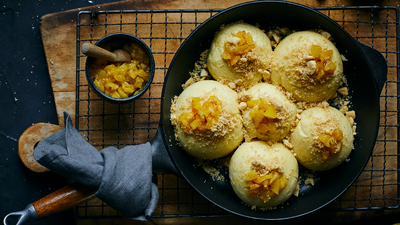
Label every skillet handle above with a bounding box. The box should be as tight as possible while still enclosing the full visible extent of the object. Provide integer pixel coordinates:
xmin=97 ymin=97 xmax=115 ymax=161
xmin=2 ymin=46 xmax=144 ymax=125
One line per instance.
xmin=356 ymin=41 xmax=387 ymax=94
xmin=151 ymin=127 xmax=181 ymax=176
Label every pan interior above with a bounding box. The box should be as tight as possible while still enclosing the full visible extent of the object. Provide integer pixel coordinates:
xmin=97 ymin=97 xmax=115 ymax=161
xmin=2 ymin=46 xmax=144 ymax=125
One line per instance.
xmin=161 ymin=1 xmax=379 ymax=220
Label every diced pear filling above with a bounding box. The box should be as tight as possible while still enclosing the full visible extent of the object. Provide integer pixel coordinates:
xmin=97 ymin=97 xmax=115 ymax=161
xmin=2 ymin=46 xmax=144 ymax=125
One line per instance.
xmin=247 ymin=99 xmax=277 ymax=134
xmin=245 ymin=169 xmax=288 ymax=202
xmin=222 ymin=30 xmax=255 ymax=66
xmin=318 ymin=128 xmax=343 ymax=160
xmin=310 ymin=44 xmax=336 ymax=80
xmin=178 ymin=95 xmax=223 ymax=133
xmin=91 ymin=43 xmax=151 ymax=98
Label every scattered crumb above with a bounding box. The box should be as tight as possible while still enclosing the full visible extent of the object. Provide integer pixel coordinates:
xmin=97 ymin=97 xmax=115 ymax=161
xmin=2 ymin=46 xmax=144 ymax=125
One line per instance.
xmin=305 ymin=178 xmax=315 ymax=186
xmin=337 ymin=87 xmax=348 ymax=97
xmin=182 ymin=50 xmax=210 ymax=89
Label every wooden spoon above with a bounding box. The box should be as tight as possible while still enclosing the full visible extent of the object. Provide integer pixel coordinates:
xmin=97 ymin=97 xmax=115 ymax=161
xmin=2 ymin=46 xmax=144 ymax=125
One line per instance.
xmin=81 ymin=43 xmax=131 ymax=62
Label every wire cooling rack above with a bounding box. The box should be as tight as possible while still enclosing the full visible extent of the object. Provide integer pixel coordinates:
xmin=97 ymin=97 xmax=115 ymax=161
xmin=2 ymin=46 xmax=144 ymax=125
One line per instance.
xmin=74 ymin=6 xmax=399 ymax=220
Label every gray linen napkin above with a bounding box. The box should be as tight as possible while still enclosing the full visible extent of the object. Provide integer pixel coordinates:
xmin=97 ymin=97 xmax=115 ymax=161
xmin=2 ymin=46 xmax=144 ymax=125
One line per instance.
xmin=33 ymin=112 xmax=158 ymax=221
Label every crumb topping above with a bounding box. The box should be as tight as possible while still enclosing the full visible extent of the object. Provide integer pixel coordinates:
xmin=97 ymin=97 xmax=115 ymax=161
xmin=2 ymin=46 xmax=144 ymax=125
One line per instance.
xmin=281 ymin=40 xmax=337 ymax=90
xmin=267 ymin=27 xmax=293 ymax=49
xmin=183 ymin=50 xmax=210 ymax=89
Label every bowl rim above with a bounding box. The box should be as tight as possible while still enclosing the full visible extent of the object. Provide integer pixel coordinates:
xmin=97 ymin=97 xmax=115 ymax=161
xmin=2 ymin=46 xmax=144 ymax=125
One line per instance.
xmin=85 ymin=32 xmax=155 ymax=103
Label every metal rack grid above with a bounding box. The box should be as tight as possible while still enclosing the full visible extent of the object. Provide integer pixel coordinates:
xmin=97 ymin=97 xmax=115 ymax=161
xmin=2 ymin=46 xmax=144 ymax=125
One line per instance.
xmin=74 ymin=6 xmax=399 ymax=220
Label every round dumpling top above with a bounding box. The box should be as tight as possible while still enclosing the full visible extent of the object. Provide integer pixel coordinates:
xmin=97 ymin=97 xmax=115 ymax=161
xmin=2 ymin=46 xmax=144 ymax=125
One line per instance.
xmin=240 ymin=83 xmax=297 ymax=141
xmin=290 ymin=106 xmax=354 ymax=171
xmin=229 ymin=141 xmax=298 ymax=208
xmin=207 ymin=22 xmax=273 ymax=85
xmin=271 ymin=31 xmax=343 ymax=102
xmin=170 ymin=80 xmax=243 ymax=160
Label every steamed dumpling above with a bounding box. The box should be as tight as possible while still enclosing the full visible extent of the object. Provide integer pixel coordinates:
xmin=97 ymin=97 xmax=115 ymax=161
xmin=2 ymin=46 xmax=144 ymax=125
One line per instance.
xmin=241 ymin=83 xmax=297 ymax=141
xmin=290 ymin=106 xmax=354 ymax=171
xmin=170 ymin=80 xmax=243 ymax=159
xmin=207 ymin=22 xmax=273 ymax=85
xmin=271 ymin=31 xmax=343 ymax=102
xmin=229 ymin=141 xmax=298 ymax=208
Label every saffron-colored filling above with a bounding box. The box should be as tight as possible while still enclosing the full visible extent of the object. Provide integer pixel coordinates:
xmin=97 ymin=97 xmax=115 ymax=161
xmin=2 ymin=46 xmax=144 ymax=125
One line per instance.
xmin=179 ymin=95 xmax=223 ymax=133
xmin=222 ymin=30 xmax=255 ymax=66
xmin=318 ymin=128 xmax=343 ymax=160
xmin=90 ymin=43 xmax=150 ymax=99
xmin=247 ymin=99 xmax=277 ymax=134
xmin=310 ymin=44 xmax=336 ymax=80
xmin=245 ymin=170 xmax=288 ymax=201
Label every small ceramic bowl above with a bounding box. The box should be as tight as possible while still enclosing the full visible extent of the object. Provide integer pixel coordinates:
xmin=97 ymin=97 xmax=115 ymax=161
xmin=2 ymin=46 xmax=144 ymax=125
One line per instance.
xmin=85 ymin=33 xmax=155 ymax=103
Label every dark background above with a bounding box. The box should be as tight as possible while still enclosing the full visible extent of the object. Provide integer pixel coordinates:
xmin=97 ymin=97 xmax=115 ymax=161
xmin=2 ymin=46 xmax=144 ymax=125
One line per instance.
xmin=1 ymin=0 xmax=400 ymax=225
xmin=0 ymin=1 xmax=119 ymax=224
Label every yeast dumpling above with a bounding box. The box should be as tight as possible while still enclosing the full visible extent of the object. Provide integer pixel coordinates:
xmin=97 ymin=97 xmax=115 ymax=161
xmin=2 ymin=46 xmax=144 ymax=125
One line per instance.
xmin=271 ymin=31 xmax=343 ymax=102
xmin=170 ymin=80 xmax=243 ymax=159
xmin=207 ymin=22 xmax=273 ymax=85
xmin=290 ymin=106 xmax=354 ymax=171
xmin=229 ymin=141 xmax=298 ymax=208
xmin=241 ymin=83 xmax=297 ymax=141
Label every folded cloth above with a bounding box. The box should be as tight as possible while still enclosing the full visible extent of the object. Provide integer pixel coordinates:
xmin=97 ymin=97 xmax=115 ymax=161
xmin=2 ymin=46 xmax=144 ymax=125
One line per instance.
xmin=33 ymin=112 xmax=158 ymax=221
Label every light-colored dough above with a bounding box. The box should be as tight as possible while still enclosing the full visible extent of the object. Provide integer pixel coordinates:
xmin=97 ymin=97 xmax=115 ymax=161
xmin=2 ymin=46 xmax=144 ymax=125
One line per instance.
xmin=241 ymin=83 xmax=297 ymax=141
xmin=290 ymin=106 xmax=354 ymax=171
xmin=171 ymin=80 xmax=243 ymax=159
xmin=229 ymin=141 xmax=298 ymax=208
xmin=207 ymin=22 xmax=273 ymax=85
xmin=271 ymin=31 xmax=343 ymax=102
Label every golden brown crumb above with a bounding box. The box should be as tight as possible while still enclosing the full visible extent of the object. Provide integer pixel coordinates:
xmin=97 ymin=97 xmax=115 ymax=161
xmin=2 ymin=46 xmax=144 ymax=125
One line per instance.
xmin=229 ymin=48 xmax=270 ymax=81
xmin=340 ymin=105 xmax=349 ymax=114
xmin=203 ymin=166 xmax=225 ymax=181
xmin=315 ymin=29 xmax=333 ymax=41
xmin=346 ymin=110 xmax=356 ymax=119
xmin=251 ymin=157 xmax=283 ymax=176
xmin=283 ymin=138 xmax=293 ymax=149
xmin=338 ymin=87 xmax=349 ymax=97
xmin=305 ymin=178 xmax=315 ymax=186
xmin=198 ymin=158 xmax=229 ymax=181
xmin=238 ymin=102 xmax=247 ymax=111
xmin=345 ymin=110 xmax=356 ymax=126
xmin=238 ymin=90 xmax=252 ymax=102
xmin=267 ymin=27 xmax=293 ymax=49
xmin=183 ymin=50 xmax=210 ymax=89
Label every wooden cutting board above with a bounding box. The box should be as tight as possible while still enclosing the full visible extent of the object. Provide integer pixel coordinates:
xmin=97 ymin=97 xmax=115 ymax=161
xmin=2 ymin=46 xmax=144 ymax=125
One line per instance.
xmin=40 ymin=0 xmax=254 ymax=127
xmin=41 ymin=0 xmax=400 ymax=126
xmin=37 ymin=0 xmax=400 ymax=224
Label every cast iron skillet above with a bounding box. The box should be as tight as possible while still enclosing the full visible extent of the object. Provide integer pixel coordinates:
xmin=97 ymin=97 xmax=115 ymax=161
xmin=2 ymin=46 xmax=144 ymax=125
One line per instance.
xmin=152 ymin=0 xmax=387 ymax=221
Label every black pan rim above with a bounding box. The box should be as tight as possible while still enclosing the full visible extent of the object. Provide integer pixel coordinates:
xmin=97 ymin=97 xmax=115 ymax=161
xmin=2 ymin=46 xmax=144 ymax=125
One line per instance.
xmin=158 ymin=0 xmax=381 ymax=220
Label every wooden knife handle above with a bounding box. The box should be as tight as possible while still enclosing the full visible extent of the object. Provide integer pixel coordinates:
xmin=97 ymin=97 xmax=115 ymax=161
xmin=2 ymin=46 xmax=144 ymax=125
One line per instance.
xmin=81 ymin=43 xmax=116 ymax=61
xmin=32 ymin=182 xmax=97 ymax=219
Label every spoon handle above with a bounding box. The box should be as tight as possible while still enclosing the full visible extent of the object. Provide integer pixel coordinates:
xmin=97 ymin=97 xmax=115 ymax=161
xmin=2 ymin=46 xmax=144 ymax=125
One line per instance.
xmin=81 ymin=43 xmax=116 ymax=61
xmin=32 ymin=182 xmax=96 ymax=219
